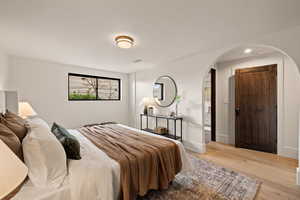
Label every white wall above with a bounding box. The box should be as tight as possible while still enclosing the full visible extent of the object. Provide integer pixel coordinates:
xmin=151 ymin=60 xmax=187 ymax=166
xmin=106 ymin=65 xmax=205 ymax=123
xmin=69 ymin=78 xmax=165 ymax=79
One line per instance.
xmin=133 ymin=53 xmax=215 ymax=153
xmin=6 ymin=56 xmax=130 ymax=129
xmin=0 ymin=49 xmax=9 ymax=113
xmin=203 ymin=72 xmax=212 ymax=144
xmin=0 ymin=49 xmax=8 ymax=90
xmin=283 ymin=55 xmax=300 ymax=159
xmin=134 ymin=67 xmax=201 ymax=150
xmin=298 ymin=114 xmax=300 ymax=184
xmin=216 ymin=53 xmax=299 ymax=159
xmin=130 ymin=25 xmax=300 ymax=160
xmin=128 ymin=73 xmax=136 ymax=127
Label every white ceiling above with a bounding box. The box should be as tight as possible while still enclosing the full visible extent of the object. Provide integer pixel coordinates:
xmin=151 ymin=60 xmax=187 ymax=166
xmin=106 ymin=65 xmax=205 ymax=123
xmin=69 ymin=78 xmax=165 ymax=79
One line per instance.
xmin=216 ymin=46 xmax=278 ymax=63
xmin=0 ymin=0 xmax=300 ymax=73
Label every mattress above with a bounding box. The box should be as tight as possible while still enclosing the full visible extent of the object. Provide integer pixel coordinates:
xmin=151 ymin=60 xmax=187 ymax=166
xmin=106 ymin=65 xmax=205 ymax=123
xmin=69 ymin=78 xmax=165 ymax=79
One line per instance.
xmin=13 ymin=124 xmax=191 ymax=200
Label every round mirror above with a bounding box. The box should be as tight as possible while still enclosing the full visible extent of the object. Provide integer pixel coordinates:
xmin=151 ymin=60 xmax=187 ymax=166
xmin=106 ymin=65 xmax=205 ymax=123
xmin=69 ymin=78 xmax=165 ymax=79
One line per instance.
xmin=153 ymin=76 xmax=177 ymax=107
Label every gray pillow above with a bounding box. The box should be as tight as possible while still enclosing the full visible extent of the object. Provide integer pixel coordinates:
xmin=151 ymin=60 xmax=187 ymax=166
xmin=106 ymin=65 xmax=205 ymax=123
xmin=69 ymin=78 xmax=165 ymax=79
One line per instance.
xmin=51 ymin=123 xmax=81 ymax=160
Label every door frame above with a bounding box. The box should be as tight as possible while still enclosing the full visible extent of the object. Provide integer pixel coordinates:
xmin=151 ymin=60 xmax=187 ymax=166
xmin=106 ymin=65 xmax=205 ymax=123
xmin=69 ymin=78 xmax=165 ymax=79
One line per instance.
xmin=211 ymin=68 xmax=216 ymax=142
xmin=235 ymin=64 xmax=277 ymax=153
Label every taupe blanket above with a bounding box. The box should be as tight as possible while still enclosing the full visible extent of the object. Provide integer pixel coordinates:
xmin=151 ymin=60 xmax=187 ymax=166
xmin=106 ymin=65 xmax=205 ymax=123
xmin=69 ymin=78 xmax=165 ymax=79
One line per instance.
xmin=79 ymin=124 xmax=182 ymax=200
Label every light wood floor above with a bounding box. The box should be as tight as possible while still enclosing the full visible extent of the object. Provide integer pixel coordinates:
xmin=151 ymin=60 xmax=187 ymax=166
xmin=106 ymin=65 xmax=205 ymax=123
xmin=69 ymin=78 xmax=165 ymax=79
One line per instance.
xmin=190 ymin=142 xmax=300 ymax=200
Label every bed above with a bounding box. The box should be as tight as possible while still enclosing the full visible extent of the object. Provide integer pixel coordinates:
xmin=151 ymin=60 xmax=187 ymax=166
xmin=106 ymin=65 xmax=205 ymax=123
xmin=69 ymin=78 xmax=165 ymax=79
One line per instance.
xmin=12 ymin=124 xmax=192 ymax=200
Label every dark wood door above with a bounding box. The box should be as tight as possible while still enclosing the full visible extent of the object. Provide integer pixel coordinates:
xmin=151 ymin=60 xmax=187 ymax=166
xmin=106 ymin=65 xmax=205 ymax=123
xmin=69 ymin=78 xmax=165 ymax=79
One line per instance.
xmin=235 ymin=64 xmax=277 ymax=153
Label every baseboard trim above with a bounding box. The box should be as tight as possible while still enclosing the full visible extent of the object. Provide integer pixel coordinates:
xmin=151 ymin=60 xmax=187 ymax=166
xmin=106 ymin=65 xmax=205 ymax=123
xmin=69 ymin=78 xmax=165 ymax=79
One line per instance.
xmin=297 ymin=168 xmax=300 ymax=185
xmin=183 ymin=141 xmax=206 ymax=153
xmin=278 ymin=146 xmax=298 ymax=159
xmin=216 ymin=133 xmax=229 ymax=144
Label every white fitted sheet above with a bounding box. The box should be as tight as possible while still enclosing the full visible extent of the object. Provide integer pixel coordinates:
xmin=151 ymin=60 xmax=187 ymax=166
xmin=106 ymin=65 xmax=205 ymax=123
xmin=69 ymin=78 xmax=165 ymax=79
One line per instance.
xmin=12 ymin=178 xmax=71 ymax=200
xmin=13 ymin=124 xmax=192 ymax=200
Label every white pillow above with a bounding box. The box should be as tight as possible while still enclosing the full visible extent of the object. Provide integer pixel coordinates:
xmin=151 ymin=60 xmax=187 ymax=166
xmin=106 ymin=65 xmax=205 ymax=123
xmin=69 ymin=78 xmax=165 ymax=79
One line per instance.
xmin=22 ymin=118 xmax=67 ymax=188
xmin=26 ymin=117 xmax=50 ymax=130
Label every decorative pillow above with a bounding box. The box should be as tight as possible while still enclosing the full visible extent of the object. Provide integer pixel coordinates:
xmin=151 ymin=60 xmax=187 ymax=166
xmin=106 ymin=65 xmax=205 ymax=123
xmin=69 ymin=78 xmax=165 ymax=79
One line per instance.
xmin=1 ymin=110 xmax=28 ymax=141
xmin=51 ymin=123 xmax=81 ymax=160
xmin=22 ymin=119 xmax=67 ymax=188
xmin=0 ymin=123 xmax=23 ymax=159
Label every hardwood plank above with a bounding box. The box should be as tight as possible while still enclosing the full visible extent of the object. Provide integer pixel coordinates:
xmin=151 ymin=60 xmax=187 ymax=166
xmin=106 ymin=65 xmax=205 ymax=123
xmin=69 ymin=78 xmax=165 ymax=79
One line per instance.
xmin=190 ymin=142 xmax=300 ymax=200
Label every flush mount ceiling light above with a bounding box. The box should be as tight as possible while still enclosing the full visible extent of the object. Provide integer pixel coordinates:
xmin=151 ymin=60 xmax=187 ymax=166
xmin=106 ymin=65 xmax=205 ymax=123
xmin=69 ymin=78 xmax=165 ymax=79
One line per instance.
xmin=115 ymin=35 xmax=134 ymax=49
xmin=244 ymin=48 xmax=253 ymax=54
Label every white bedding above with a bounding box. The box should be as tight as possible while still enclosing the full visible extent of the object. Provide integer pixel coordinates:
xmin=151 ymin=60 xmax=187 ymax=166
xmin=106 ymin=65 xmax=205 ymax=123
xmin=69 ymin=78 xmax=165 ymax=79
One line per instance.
xmin=13 ymin=124 xmax=192 ymax=200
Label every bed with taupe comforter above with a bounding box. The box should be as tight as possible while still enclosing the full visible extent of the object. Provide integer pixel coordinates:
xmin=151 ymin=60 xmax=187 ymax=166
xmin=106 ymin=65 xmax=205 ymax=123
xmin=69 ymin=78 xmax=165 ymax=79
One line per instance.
xmin=14 ymin=124 xmax=191 ymax=200
xmin=79 ymin=124 xmax=183 ymax=200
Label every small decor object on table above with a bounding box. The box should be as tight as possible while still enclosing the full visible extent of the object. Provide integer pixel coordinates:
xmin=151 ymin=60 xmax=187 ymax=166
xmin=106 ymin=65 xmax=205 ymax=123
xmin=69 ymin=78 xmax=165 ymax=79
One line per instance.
xmin=148 ymin=106 xmax=154 ymax=116
xmin=153 ymin=107 xmax=159 ymax=115
xmin=175 ymin=95 xmax=182 ymax=116
xmin=154 ymin=127 xmax=169 ymax=135
xmin=142 ymin=97 xmax=155 ymax=115
xmin=143 ymin=106 xmax=148 ymax=115
xmin=170 ymin=111 xmax=176 ymax=117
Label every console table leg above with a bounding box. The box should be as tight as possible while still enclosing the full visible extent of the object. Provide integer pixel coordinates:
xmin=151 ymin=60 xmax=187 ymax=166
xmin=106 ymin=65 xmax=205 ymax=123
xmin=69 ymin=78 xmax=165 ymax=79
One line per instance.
xmin=167 ymin=119 xmax=169 ymax=132
xmin=180 ymin=120 xmax=183 ymax=142
xmin=174 ymin=120 xmax=177 ymax=140
xmin=146 ymin=115 xmax=149 ymax=129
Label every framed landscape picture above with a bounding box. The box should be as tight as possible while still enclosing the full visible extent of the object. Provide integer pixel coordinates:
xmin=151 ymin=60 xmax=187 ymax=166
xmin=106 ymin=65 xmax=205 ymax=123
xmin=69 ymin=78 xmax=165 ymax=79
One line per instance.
xmin=68 ymin=73 xmax=121 ymax=101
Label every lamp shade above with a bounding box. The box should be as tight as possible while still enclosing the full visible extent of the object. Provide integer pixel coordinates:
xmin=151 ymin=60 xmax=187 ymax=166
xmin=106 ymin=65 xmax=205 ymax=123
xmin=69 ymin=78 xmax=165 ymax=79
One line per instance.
xmin=0 ymin=139 xmax=28 ymax=199
xmin=18 ymin=102 xmax=37 ymax=119
xmin=142 ymin=97 xmax=155 ymax=106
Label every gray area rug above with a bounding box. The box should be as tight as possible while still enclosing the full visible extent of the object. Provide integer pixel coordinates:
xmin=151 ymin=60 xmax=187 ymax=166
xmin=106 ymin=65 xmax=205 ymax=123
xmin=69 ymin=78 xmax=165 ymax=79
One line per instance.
xmin=138 ymin=155 xmax=260 ymax=200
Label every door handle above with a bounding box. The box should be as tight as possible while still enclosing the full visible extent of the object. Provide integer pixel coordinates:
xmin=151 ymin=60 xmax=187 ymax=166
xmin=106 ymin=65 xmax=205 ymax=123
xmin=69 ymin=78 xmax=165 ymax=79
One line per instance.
xmin=235 ymin=108 xmax=240 ymax=116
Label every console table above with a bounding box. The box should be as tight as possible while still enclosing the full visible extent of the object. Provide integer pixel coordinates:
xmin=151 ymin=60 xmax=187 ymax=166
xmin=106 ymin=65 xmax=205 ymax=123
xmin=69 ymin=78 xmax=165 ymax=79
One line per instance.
xmin=140 ymin=114 xmax=183 ymax=141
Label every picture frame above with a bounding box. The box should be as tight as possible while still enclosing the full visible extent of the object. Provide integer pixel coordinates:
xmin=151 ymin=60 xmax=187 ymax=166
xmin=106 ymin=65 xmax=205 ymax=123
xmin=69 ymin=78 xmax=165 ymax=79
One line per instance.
xmin=153 ymin=83 xmax=164 ymax=101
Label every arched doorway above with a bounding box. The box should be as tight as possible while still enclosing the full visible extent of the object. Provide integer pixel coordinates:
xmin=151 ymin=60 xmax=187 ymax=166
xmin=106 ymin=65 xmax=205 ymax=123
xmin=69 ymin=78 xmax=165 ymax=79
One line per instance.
xmin=202 ymin=44 xmax=300 ymax=183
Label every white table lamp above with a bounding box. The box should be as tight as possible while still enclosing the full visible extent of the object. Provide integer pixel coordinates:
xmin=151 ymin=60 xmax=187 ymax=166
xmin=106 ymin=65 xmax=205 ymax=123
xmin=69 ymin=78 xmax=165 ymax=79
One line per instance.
xmin=0 ymin=139 xmax=28 ymax=199
xmin=18 ymin=102 xmax=37 ymax=119
xmin=141 ymin=97 xmax=155 ymax=115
